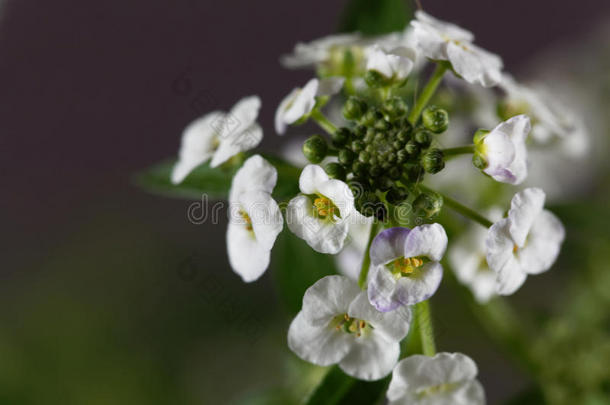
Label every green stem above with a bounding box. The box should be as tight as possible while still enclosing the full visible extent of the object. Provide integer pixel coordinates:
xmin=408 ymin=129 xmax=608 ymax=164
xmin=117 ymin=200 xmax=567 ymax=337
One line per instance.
xmin=310 ymin=109 xmax=337 ymax=135
xmin=441 ymin=145 xmax=475 ymax=157
xmin=358 ymin=221 xmax=379 ymax=289
xmin=420 ymin=185 xmax=493 ymax=228
xmin=408 ymin=63 xmax=448 ymax=124
xmin=416 ymin=300 xmax=437 ymax=356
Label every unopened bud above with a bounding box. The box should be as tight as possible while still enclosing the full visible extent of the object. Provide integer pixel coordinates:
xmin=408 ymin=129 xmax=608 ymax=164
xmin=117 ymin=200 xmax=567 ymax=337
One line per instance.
xmin=421 ymin=148 xmax=445 ymax=174
xmin=422 ymin=105 xmax=449 ymax=134
xmin=413 ymin=191 xmax=443 ymax=219
xmin=303 ymin=135 xmax=328 ymax=164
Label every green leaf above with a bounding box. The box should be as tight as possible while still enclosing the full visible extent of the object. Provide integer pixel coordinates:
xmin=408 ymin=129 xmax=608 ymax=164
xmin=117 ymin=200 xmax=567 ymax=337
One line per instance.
xmin=338 ymin=0 xmax=412 ymax=35
xmin=304 ymin=366 xmax=389 ymax=405
xmin=133 ymin=155 xmax=301 ymax=201
xmin=271 ymin=231 xmax=336 ymax=314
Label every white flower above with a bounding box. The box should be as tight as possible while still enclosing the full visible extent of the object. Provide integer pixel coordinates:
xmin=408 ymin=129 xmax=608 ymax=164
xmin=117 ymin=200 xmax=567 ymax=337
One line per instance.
xmin=411 ymin=11 xmax=502 ymax=87
xmin=368 ymin=224 xmax=448 ymax=312
xmin=280 ymin=28 xmax=418 ymax=74
xmin=449 ymin=210 xmax=503 ymax=304
xmin=500 ymin=74 xmax=589 ymax=153
xmin=280 ymin=33 xmax=364 ymax=70
xmin=286 ymin=165 xmax=356 ymax=254
xmin=172 ymin=96 xmax=262 ymax=184
xmin=486 ymin=188 xmax=565 ymax=295
xmin=227 ymin=155 xmax=283 ymax=282
xmin=275 ymin=77 xmax=344 ymax=135
xmin=365 ymin=45 xmax=416 ymax=82
xmin=288 ymin=275 xmax=411 ymax=381
xmin=387 ymin=352 xmax=486 ymax=405
xmin=474 ymin=115 xmax=531 ymax=185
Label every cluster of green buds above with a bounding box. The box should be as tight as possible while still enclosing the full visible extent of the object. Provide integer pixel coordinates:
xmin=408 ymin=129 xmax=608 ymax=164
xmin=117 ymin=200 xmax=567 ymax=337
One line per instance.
xmin=302 ymin=95 xmax=450 ymax=221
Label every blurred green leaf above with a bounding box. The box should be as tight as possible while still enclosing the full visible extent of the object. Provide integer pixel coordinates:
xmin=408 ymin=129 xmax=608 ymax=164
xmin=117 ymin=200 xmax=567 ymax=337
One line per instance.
xmin=133 ymin=155 xmax=301 ymax=201
xmin=272 ymin=232 xmax=336 ymax=314
xmin=339 ymin=0 xmax=412 ymax=35
xmin=304 ymin=366 xmax=389 ymax=405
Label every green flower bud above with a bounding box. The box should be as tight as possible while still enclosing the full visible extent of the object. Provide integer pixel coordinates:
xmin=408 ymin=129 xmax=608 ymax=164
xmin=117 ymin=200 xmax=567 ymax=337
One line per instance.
xmin=413 ymin=191 xmax=443 ymax=219
xmin=325 ymin=162 xmax=346 ymax=180
xmin=354 ymin=125 xmax=367 ymax=139
xmin=374 ymin=132 xmax=386 ymax=143
xmin=303 ymin=135 xmax=328 ymax=163
xmin=369 ymin=156 xmax=378 ymax=166
xmin=389 ymin=166 xmax=401 ymax=179
xmin=338 ymin=149 xmax=355 ymax=165
xmin=473 ymin=129 xmax=490 ymax=145
xmin=377 ymin=176 xmax=394 ymax=191
xmin=332 ymin=127 xmax=351 ymax=147
xmin=472 ymin=153 xmax=487 ymax=170
xmin=405 ymin=164 xmax=424 ymax=183
xmin=396 ymin=128 xmax=411 ymax=143
xmin=343 ymin=96 xmax=368 ymax=121
xmin=359 ymin=151 xmax=371 ymax=163
xmin=414 ymin=129 xmax=432 ymax=148
xmin=351 ymin=140 xmax=365 ymax=153
xmin=421 ymin=148 xmax=445 ymax=174
xmin=392 ymin=140 xmax=403 ymax=150
xmin=352 ymin=161 xmax=366 ymax=176
xmin=396 ymin=149 xmax=408 ymax=163
xmin=404 ymin=140 xmax=419 ymax=156
xmin=359 ymin=109 xmax=378 ymax=126
xmin=370 ymin=165 xmax=382 ymax=177
xmin=363 ymin=131 xmax=375 ymax=144
xmin=374 ymin=118 xmax=391 ymax=131
xmin=364 ymin=70 xmax=390 ymax=88
xmin=386 ymin=187 xmax=408 ymax=205
xmin=422 ymin=105 xmax=449 ymax=134
xmin=387 ymin=152 xmax=396 ymax=163
xmin=383 ymin=97 xmax=409 ymax=120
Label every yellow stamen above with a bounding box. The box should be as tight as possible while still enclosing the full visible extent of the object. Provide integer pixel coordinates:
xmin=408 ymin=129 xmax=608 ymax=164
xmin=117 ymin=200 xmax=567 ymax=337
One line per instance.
xmin=314 ymin=197 xmax=336 ymax=219
xmin=239 ymin=210 xmax=253 ymax=232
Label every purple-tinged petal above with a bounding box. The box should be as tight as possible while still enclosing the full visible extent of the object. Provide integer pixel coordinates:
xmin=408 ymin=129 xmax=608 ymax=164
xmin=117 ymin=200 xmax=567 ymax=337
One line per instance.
xmin=370 ymin=227 xmax=411 ymax=266
xmin=368 ymin=266 xmax=402 ymax=312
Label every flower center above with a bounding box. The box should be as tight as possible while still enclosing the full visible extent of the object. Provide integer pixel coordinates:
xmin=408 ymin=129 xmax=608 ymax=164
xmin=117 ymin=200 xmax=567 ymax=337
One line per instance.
xmin=417 ymin=382 xmax=459 ymax=398
xmin=239 ymin=209 xmax=253 ymax=232
xmin=313 ymin=196 xmax=338 ymax=220
xmin=332 ymin=313 xmax=371 ymax=338
xmin=389 ymin=257 xmax=425 ymax=278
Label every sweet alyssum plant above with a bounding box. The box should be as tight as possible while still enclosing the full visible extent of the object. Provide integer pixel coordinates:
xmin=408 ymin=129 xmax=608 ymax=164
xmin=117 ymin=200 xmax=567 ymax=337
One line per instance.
xmin=139 ymin=10 xmax=588 ymax=404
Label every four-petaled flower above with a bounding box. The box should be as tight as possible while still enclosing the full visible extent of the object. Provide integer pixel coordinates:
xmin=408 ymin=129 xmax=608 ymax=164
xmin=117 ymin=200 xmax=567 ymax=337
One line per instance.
xmin=365 ymin=45 xmax=416 ymax=83
xmin=275 ymin=77 xmax=344 ymax=135
xmin=412 ymin=11 xmax=503 ymax=87
xmin=172 ymin=96 xmax=263 ymax=184
xmin=387 ymin=352 xmax=486 ymax=405
xmin=368 ymin=224 xmax=448 ymax=312
xmin=288 ymin=275 xmax=411 ymax=381
xmin=227 ymin=155 xmax=283 ymax=282
xmin=286 ymin=165 xmax=356 ymax=254
xmin=486 ymin=187 xmax=565 ymax=295
xmin=473 ymin=114 xmax=531 ymax=185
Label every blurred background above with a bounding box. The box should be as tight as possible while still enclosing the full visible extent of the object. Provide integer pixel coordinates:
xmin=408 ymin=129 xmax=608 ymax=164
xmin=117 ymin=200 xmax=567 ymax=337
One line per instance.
xmin=1 ymin=0 xmax=609 ymax=404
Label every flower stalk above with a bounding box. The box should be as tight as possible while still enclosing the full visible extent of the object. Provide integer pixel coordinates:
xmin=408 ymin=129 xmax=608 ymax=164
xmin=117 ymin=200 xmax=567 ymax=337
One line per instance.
xmin=416 ymin=300 xmax=437 ymax=357
xmin=310 ymin=109 xmax=338 ymax=135
xmin=421 ymin=185 xmax=493 ymax=228
xmin=358 ymin=221 xmax=380 ymax=289
xmin=408 ymin=63 xmax=448 ymax=124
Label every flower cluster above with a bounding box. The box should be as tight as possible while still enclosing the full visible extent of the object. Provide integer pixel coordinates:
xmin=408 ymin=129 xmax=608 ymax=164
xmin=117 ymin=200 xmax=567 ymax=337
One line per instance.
xmin=167 ymin=10 xmax=580 ymax=404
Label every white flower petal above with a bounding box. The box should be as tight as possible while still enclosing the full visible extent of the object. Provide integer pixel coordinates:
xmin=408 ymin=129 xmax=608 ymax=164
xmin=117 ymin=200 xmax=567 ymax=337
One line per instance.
xmin=229 ymin=155 xmax=278 ymax=201
xmin=316 ymin=179 xmax=355 ymax=219
xmin=339 ymin=335 xmax=400 ymax=381
xmin=518 ymin=210 xmax=565 ymax=275
xmin=240 ymin=191 xmax=283 ymax=250
xmin=348 ymin=291 xmax=411 ymax=342
xmin=210 ymin=122 xmax=263 ymax=168
xmin=227 ymin=95 xmax=261 ymax=133
xmin=299 ymin=164 xmax=330 ymax=194
xmin=415 ymin=11 xmax=474 ymax=43
xmin=171 ymin=111 xmax=223 ymax=184
xmin=403 ymin=223 xmax=448 ymax=262
xmin=301 ymin=275 xmax=361 ymax=326
xmin=275 ymin=88 xmax=300 ymax=135
xmin=287 ymin=311 xmax=352 ymax=366
xmin=226 ymin=219 xmax=271 ymax=283
xmin=508 ymin=187 xmax=545 ymax=247
xmin=486 ymin=218 xmax=527 ymax=295
xmin=366 ymin=45 xmax=415 ymax=81
xmin=286 ymin=195 xmax=349 ymax=254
